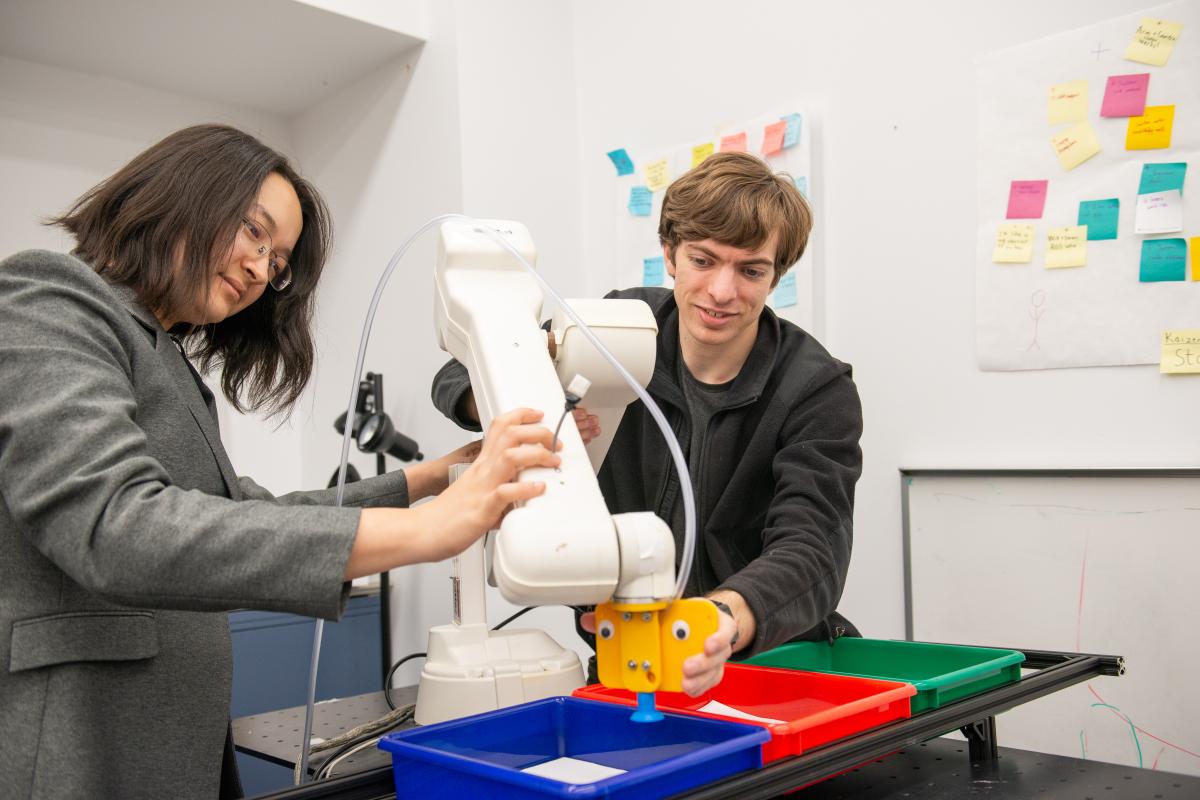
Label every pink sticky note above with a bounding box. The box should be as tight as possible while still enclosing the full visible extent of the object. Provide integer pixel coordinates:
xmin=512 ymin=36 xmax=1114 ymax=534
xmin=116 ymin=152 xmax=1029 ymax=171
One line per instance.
xmin=1100 ymin=73 xmax=1150 ymax=117
xmin=719 ymin=132 xmax=747 ymax=152
xmin=761 ymin=121 xmax=787 ymax=156
xmin=1006 ymin=180 xmax=1049 ymax=219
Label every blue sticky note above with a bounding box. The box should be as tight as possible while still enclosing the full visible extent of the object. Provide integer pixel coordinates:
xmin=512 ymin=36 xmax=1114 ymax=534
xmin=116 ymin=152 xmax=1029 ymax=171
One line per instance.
xmin=628 ymin=186 xmax=652 ymax=216
xmin=782 ymin=113 xmax=803 ymax=148
xmin=1138 ymin=162 xmax=1187 ymax=195
xmin=772 ymin=272 xmax=798 ymax=308
xmin=1139 ymin=239 xmax=1187 ymax=282
xmin=642 ymin=255 xmax=665 ymax=286
xmin=607 ymin=148 xmax=634 ymax=176
xmin=1077 ymin=199 xmax=1119 ymax=240
xmin=793 ymin=175 xmax=808 ymax=199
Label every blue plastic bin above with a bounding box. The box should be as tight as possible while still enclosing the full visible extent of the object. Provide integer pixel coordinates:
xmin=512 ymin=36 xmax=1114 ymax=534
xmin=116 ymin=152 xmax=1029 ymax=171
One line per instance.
xmin=377 ymin=696 xmax=769 ymax=799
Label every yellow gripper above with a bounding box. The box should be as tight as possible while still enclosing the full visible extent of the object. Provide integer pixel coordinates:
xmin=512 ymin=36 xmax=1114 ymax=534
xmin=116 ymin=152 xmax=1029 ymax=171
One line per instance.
xmin=593 ymin=597 xmax=719 ymax=722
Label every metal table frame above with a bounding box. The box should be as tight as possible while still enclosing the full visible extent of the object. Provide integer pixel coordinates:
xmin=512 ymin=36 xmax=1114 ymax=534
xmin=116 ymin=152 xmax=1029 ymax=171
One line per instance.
xmin=251 ymin=646 xmax=1124 ymax=800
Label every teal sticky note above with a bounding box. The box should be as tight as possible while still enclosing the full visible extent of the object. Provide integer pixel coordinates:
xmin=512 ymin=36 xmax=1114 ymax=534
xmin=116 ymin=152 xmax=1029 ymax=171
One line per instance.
xmin=782 ymin=113 xmax=803 ymax=148
xmin=1077 ymin=199 xmax=1119 ymax=240
xmin=607 ymin=148 xmax=634 ymax=176
xmin=1139 ymin=239 xmax=1187 ymax=282
xmin=772 ymin=272 xmax=798 ymax=308
xmin=1138 ymin=162 xmax=1187 ymax=195
xmin=642 ymin=255 xmax=665 ymax=286
xmin=794 ymin=175 xmax=808 ymax=199
xmin=628 ymin=186 xmax=652 ymax=216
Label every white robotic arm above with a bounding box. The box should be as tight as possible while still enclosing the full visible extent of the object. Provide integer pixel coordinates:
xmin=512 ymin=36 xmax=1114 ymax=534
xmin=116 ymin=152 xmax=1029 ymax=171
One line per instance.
xmin=415 ymin=220 xmax=715 ymax=724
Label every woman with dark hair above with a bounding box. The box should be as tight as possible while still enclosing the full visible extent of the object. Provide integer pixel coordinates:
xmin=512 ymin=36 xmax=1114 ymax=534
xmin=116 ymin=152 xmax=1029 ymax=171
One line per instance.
xmin=0 ymin=124 xmax=558 ymax=799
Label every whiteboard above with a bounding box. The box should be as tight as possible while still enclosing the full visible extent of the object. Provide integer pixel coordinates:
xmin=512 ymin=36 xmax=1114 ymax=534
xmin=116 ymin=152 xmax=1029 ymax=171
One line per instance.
xmin=903 ymin=469 xmax=1200 ymax=776
xmin=975 ymin=0 xmax=1199 ymax=370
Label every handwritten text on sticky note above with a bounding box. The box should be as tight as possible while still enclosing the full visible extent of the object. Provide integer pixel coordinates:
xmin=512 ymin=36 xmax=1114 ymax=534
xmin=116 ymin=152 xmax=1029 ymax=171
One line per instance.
xmin=1046 ymin=226 xmax=1088 ymax=269
xmin=1126 ymin=105 xmax=1175 ymax=150
xmin=1007 ymin=180 xmax=1049 ymax=219
xmin=1048 ymin=80 xmax=1088 ymax=125
xmin=1100 ymin=73 xmax=1150 ymax=117
xmin=993 ymin=224 xmax=1035 ymax=263
xmin=1077 ymin=199 xmax=1119 ymax=240
xmin=719 ymin=132 xmax=747 ymax=152
xmin=607 ymin=148 xmax=634 ymax=176
xmin=628 ymin=186 xmax=652 ymax=217
xmin=762 ymin=121 xmax=787 ymax=156
xmin=1051 ymin=122 xmax=1101 ymax=171
xmin=642 ymin=255 xmax=665 ymax=286
xmin=1125 ymin=18 xmax=1183 ymax=66
xmin=1140 ymin=239 xmax=1187 ymax=282
xmin=772 ymin=272 xmax=798 ymax=308
xmin=1134 ymin=190 xmax=1183 ymax=235
xmin=1161 ymin=330 xmax=1200 ymax=374
xmin=782 ymin=114 xmax=803 ymax=148
xmin=1138 ymin=162 xmax=1187 ymax=195
xmin=645 ymin=159 xmax=670 ymax=192
xmin=691 ymin=142 xmax=714 ymax=168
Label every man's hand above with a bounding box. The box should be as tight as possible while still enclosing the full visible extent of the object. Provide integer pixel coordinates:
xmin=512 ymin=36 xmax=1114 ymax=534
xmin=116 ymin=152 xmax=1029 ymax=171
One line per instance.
xmin=679 ymin=605 xmax=737 ymax=696
xmin=572 ymin=406 xmax=601 ymax=444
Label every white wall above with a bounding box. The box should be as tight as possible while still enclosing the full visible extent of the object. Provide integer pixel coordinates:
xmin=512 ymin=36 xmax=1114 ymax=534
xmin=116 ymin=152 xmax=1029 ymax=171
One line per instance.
xmin=569 ymin=0 xmax=1199 ymax=639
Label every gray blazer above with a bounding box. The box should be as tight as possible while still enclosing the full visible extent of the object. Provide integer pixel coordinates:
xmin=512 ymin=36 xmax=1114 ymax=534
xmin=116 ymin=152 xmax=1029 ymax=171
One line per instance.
xmin=0 ymin=251 xmax=410 ymax=799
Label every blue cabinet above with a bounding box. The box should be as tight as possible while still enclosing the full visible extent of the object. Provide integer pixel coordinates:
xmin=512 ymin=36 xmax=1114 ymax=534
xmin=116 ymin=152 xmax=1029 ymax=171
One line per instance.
xmin=230 ymin=594 xmax=382 ymax=795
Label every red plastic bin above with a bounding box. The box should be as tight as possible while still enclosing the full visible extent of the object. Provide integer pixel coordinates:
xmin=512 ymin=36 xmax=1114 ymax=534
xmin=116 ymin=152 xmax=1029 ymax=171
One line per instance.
xmin=573 ymin=663 xmax=915 ymax=763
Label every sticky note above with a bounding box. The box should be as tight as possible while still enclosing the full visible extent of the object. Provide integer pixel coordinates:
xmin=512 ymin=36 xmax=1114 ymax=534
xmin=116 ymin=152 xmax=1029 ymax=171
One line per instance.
xmin=1126 ymin=105 xmax=1174 ymax=150
xmin=644 ymin=159 xmax=670 ymax=192
xmin=628 ymin=186 xmax=652 ymax=217
xmin=772 ymin=272 xmax=798 ymax=308
xmin=1006 ymin=180 xmax=1049 ymax=219
xmin=762 ymin=121 xmax=787 ymax=156
xmin=782 ymin=113 xmax=803 ymax=148
xmin=719 ymin=132 xmax=747 ymax=152
xmin=1134 ymin=190 xmax=1183 ymax=235
xmin=794 ymin=175 xmax=808 ymax=199
xmin=1138 ymin=162 xmax=1187 ymax=195
xmin=691 ymin=142 xmax=714 ymax=168
xmin=1161 ymin=330 xmax=1200 ymax=374
xmin=1046 ymin=226 xmax=1087 ymax=269
xmin=642 ymin=255 xmax=665 ymax=286
xmin=1125 ymin=18 xmax=1183 ymax=66
xmin=1139 ymin=238 xmax=1187 ymax=282
xmin=993 ymin=224 xmax=1035 ymax=263
xmin=1048 ymin=80 xmax=1088 ymax=125
xmin=1100 ymin=73 xmax=1150 ymax=117
xmin=1077 ymin=199 xmax=1119 ymax=240
xmin=607 ymin=148 xmax=634 ymax=176
xmin=1051 ymin=122 xmax=1101 ymax=171
xmin=1193 ymin=237 xmax=1200 ymax=281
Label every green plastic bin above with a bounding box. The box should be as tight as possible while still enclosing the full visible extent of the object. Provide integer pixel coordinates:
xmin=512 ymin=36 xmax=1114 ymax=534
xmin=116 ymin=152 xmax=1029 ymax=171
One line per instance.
xmin=745 ymin=638 xmax=1024 ymax=714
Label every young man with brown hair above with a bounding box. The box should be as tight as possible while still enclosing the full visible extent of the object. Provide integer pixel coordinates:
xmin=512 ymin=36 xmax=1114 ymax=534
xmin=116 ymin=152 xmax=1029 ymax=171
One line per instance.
xmin=432 ymin=151 xmax=863 ymax=694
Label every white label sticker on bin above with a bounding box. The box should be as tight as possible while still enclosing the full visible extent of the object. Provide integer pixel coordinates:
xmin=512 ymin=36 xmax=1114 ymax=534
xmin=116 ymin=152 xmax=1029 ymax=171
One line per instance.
xmin=698 ymin=700 xmax=785 ymax=725
xmin=522 ymin=757 xmax=627 ymax=784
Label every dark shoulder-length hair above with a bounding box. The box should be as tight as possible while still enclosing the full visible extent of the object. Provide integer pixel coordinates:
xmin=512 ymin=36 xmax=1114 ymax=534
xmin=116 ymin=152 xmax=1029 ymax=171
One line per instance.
xmin=49 ymin=123 xmax=331 ymax=415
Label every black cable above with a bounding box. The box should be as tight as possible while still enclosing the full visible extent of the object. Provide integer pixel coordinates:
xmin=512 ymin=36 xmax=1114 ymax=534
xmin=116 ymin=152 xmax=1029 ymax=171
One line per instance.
xmin=383 ymin=652 xmax=426 ymax=710
xmin=493 ymin=606 xmax=534 ymax=630
xmin=549 ymin=389 xmax=584 ymax=455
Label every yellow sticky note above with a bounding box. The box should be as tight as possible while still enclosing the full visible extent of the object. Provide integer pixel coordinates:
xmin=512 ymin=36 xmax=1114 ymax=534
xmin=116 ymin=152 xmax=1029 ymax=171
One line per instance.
xmin=1126 ymin=105 xmax=1175 ymax=150
xmin=1048 ymin=80 xmax=1088 ymax=125
xmin=993 ymin=223 xmax=1035 ymax=263
xmin=644 ymin=159 xmax=670 ymax=192
xmin=1160 ymin=330 xmax=1200 ymax=374
xmin=691 ymin=142 xmax=714 ymax=168
xmin=1046 ymin=225 xmax=1087 ymax=269
xmin=1051 ymin=122 xmax=1101 ymax=170
xmin=1125 ymin=18 xmax=1183 ymax=66
xmin=1192 ymin=237 xmax=1199 ymax=281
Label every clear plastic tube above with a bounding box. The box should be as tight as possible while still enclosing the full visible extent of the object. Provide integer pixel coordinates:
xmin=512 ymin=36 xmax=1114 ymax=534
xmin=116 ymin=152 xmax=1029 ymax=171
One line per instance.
xmin=298 ymin=215 xmax=696 ymax=781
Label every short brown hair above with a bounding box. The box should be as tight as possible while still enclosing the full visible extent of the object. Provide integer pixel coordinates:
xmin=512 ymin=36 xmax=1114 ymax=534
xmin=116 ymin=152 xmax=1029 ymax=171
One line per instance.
xmin=658 ymin=151 xmax=812 ymax=286
xmin=50 ymin=124 xmax=331 ymax=415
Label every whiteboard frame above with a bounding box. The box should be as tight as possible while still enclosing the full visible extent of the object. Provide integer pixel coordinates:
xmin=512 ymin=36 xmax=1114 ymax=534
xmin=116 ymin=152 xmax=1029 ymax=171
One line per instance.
xmin=899 ymin=467 xmax=1200 ymax=641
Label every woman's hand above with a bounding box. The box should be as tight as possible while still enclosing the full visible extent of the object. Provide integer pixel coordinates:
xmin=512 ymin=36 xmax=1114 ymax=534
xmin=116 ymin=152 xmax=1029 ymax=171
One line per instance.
xmin=414 ymin=407 xmax=561 ymax=561
xmin=405 ymin=439 xmax=483 ymax=502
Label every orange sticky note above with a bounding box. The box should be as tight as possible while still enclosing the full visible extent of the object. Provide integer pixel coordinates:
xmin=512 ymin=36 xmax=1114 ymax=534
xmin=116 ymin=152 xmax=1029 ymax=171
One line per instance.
xmin=719 ymin=132 xmax=747 ymax=152
xmin=762 ymin=121 xmax=787 ymax=156
xmin=1125 ymin=18 xmax=1183 ymax=66
xmin=1192 ymin=237 xmax=1199 ymax=281
xmin=1048 ymin=80 xmax=1088 ymax=125
xmin=1051 ymin=122 xmax=1101 ymax=171
xmin=691 ymin=142 xmax=714 ymax=168
xmin=1126 ymin=105 xmax=1175 ymax=150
